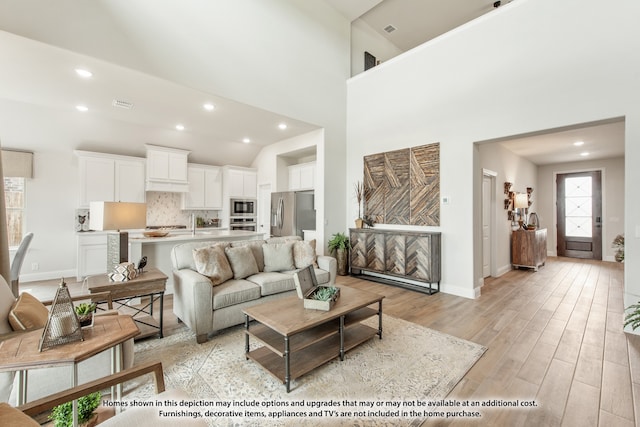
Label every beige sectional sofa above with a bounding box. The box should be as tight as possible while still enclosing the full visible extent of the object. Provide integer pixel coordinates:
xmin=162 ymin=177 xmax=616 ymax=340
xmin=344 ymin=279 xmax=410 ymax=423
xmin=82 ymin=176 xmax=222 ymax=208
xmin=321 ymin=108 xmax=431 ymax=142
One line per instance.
xmin=171 ymin=237 xmax=336 ymax=343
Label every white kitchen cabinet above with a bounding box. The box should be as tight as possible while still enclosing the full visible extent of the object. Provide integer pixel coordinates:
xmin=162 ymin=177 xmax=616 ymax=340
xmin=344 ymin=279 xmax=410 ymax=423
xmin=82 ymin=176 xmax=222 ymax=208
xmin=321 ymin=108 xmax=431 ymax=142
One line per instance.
xmin=182 ymin=164 xmax=223 ymax=210
xmin=76 ymin=151 xmax=146 ymax=208
xmin=77 ymin=233 xmax=108 ymax=279
xmin=224 ymin=166 xmax=257 ymax=198
xmin=288 ymin=161 xmax=316 ymax=191
xmin=145 ymin=144 xmax=190 ymax=192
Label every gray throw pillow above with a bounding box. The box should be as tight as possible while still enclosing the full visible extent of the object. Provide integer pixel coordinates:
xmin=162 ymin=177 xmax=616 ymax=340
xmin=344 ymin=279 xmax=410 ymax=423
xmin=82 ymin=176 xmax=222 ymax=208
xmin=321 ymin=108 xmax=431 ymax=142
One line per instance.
xmin=293 ymin=239 xmax=318 ymax=268
xmin=262 ymin=242 xmax=295 ymax=272
xmin=231 ymin=240 xmax=266 ymax=271
xmin=192 ymin=245 xmax=234 ymax=285
xmin=225 ymin=246 xmax=259 ymax=279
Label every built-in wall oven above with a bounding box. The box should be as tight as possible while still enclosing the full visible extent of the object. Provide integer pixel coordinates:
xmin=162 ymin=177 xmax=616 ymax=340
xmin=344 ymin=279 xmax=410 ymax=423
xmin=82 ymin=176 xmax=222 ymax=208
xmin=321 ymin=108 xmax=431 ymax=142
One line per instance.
xmin=230 ymin=199 xmax=256 ymax=216
xmin=230 ymin=216 xmax=256 ymax=231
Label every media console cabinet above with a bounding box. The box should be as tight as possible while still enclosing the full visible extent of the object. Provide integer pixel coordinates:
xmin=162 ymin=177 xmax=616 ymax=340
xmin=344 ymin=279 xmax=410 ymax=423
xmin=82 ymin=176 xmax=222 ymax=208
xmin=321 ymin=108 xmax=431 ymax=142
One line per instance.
xmin=349 ymin=228 xmax=441 ymax=294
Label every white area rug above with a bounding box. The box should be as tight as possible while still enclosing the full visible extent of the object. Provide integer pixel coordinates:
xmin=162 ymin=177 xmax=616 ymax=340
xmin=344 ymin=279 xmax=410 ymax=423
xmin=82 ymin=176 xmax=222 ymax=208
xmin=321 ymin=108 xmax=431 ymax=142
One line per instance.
xmin=126 ymin=315 xmax=486 ymax=426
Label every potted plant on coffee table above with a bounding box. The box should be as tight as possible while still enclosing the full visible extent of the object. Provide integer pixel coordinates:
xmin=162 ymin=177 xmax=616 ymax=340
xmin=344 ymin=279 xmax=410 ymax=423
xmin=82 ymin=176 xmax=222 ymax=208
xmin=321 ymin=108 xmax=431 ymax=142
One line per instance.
xmin=328 ymin=232 xmax=350 ymax=276
xmin=75 ymin=302 xmax=97 ymax=328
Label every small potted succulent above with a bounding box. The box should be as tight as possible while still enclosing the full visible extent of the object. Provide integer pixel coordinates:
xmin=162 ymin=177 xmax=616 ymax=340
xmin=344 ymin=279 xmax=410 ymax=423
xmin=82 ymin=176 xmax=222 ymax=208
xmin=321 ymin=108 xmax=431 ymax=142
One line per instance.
xmin=75 ymin=302 xmax=97 ymax=328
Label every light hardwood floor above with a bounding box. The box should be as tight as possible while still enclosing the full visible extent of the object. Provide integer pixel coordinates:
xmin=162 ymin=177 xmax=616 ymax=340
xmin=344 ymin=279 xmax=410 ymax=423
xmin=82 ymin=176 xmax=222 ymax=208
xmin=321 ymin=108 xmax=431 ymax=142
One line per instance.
xmin=24 ymin=256 xmax=638 ymax=426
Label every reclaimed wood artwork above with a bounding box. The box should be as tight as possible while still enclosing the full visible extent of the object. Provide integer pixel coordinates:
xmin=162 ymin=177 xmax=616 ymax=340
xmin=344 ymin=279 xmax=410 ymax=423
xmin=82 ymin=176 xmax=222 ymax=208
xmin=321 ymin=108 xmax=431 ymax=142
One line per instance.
xmin=363 ymin=143 xmax=440 ymax=226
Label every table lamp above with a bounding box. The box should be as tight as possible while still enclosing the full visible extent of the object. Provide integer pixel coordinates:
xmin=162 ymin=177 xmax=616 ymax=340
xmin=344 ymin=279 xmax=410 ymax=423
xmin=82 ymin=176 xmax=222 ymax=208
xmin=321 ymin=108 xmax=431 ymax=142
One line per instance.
xmin=90 ymin=202 xmax=147 ymax=272
xmin=514 ymin=193 xmax=529 ymax=229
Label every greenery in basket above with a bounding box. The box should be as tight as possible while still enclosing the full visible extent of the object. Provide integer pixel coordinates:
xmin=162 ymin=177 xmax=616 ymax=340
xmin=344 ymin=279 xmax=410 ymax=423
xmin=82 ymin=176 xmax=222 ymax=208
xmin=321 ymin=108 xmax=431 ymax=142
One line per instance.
xmin=328 ymin=232 xmax=349 ymax=252
xmin=312 ymin=286 xmax=339 ymax=301
xmin=50 ymin=391 xmax=101 ymax=427
xmin=612 ymin=234 xmax=624 ymax=262
xmin=624 ymin=302 xmax=640 ymax=331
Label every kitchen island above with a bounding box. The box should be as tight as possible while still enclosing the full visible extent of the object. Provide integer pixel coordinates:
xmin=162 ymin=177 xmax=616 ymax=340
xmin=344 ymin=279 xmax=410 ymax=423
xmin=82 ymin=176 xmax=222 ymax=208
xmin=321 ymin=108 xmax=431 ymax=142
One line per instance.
xmin=129 ymin=229 xmax=264 ymax=294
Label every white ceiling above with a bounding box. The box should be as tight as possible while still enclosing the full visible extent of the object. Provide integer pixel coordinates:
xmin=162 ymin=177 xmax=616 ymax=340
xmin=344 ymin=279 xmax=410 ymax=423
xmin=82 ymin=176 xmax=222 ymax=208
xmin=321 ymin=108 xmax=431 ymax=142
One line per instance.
xmin=0 ymin=1 xmax=626 ymax=167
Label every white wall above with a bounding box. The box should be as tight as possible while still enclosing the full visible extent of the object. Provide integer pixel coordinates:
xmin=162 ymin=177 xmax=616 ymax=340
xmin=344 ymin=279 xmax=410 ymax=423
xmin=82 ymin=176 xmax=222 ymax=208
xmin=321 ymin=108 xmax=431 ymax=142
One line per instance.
xmin=351 ymin=19 xmax=403 ymax=76
xmin=347 ymin=0 xmax=640 ymax=309
xmin=478 ymin=142 xmax=537 ymax=276
xmin=537 ymin=157 xmax=625 ymax=261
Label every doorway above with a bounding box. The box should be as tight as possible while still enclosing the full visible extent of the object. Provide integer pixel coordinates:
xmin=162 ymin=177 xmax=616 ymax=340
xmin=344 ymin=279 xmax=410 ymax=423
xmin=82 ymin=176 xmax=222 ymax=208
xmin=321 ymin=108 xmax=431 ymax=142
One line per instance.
xmin=482 ymin=169 xmax=497 ymax=278
xmin=258 ymin=183 xmax=272 ymax=237
xmin=556 ymin=170 xmax=602 ymax=259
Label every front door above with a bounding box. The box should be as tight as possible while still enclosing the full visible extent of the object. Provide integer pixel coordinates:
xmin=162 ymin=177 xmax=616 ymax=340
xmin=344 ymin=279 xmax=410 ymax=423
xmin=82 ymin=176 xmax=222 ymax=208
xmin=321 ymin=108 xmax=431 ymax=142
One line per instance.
xmin=557 ymin=171 xmax=602 ymax=259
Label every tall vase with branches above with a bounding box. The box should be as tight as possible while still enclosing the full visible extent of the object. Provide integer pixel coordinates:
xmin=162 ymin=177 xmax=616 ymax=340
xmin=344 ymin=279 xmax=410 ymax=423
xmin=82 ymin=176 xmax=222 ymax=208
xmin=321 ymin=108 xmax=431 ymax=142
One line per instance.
xmin=354 ymin=181 xmax=364 ymax=228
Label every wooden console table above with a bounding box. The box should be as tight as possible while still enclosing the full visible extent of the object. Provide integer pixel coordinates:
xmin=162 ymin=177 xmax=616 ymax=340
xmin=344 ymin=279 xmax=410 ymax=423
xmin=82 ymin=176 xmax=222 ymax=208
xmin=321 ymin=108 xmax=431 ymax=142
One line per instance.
xmin=511 ymin=228 xmax=547 ymax=271
xmin=87 ymin=267 xmax=167 ymax=339
xmin=349 ymin=228 xmax=441 ymax=294
xmin=243 ymin=287 xmax=384 ymax=392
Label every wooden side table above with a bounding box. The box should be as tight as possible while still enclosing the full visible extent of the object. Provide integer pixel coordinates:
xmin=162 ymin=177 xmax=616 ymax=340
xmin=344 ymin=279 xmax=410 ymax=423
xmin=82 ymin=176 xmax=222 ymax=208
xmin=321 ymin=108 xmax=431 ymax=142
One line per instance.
xmin=0 ymin=315 xmax=139 ymax=427
xmin=87 ymin=267 xmax=167 ymax=339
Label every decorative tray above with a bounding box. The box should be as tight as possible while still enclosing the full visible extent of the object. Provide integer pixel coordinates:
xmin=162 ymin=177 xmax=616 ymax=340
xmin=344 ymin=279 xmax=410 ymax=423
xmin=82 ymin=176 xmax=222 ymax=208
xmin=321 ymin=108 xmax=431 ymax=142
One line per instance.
xmin=143 ymin=230 xmax=170 ymax=238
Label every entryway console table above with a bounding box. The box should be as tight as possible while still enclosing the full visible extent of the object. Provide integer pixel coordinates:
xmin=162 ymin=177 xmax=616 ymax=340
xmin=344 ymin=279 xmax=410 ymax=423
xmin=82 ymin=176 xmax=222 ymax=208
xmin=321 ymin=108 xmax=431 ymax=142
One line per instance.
xmin=511 ymin=228 xmax=547 ymax=271
xmin=349 ymin=228 xmax=441 ymax=294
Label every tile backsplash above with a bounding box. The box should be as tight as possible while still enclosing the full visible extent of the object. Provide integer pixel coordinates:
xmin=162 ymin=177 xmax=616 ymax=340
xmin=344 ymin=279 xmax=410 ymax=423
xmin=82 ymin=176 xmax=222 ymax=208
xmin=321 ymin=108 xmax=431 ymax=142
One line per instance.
xmin=145 ymin=192 xmax=219 ymax=227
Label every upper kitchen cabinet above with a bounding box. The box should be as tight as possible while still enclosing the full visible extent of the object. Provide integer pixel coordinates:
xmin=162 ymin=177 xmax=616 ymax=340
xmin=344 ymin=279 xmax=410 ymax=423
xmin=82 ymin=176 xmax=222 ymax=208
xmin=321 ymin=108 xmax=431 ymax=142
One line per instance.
xmin=145 ymin=144 xmax=190 ymax=192
xmin=223 ymin=166 xmax=257 ymax=199
xmin=75 ymin=151 xmax=146 ymax=208
xmin=288 ymin=161 xmax=316 ymax=191
xmin=182 ymin=164 xmax=223 ymax=210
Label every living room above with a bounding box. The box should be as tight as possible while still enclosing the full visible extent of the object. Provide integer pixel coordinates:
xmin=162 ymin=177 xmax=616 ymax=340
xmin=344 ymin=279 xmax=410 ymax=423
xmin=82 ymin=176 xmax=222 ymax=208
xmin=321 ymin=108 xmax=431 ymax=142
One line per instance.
xmin=0 ymin=0 xmax=639 ymax=426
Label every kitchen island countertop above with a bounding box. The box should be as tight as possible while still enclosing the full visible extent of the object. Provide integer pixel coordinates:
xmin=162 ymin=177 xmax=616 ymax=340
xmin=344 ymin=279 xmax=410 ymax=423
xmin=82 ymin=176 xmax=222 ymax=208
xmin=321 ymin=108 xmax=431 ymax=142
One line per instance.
xmin=129 ymin=229 xmax=263 ymax=244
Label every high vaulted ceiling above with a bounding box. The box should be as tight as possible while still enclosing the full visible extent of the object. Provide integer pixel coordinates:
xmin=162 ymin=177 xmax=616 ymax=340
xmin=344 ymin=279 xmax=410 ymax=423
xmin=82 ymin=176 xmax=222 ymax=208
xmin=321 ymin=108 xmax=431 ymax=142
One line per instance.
xmin=0 ymin=1 xmax=625 ymax=167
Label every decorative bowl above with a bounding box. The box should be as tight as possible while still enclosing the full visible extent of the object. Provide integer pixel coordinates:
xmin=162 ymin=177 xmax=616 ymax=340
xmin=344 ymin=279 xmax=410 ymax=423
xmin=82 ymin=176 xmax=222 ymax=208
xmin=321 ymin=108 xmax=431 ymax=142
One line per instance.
xmin=143 ymin=230 xmax=169 ymax=238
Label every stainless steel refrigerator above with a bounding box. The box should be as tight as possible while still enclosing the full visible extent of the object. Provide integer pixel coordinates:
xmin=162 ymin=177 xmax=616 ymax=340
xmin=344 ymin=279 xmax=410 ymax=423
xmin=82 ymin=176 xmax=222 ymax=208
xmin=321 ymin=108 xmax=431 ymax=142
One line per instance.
xmin=270 ymin=191 xmax=316 ymax=237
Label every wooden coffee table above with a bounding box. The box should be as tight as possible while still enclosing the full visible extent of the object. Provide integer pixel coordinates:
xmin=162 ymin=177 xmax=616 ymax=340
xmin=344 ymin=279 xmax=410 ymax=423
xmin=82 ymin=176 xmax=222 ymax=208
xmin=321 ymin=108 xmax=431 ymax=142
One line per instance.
xmin=87 ymin=267 xmax=167 ymax=339
xmin=243 ymin=286 xmax=384 ymax=392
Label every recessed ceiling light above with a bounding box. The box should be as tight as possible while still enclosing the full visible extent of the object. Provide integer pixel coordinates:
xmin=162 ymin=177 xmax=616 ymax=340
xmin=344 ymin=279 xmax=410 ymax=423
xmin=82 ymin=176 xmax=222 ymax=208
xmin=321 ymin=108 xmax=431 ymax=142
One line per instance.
xmin=75 ymin=68 xmax=93 ymax=78
xmin=176 ymin=124 xmax=185 ymax=131
xmin=203 ymin=103 xmax=215 ymax=111
xmin=580 ymin=152 xmax=590 ymax=156
xmin=574 ymin=141 xmax=585 ymax=146
xmin=242 ymin=138 xmax=251 ymax=144
xmin=278 ymin=123 xmax=288 ymax=130
xmin=75 ymin=105 xmax=88 ymax=112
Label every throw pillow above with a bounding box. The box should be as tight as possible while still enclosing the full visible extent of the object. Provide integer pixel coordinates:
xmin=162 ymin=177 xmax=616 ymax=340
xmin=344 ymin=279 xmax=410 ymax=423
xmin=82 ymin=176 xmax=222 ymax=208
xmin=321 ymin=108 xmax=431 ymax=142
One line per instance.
xmin=231 ymin=240 xmax=266 ymax=271
xmin=262 ymin=242 xmax=295 ymax=272
xmin=225 ymin=246 xmax=259 ymax=279
xmin=293 ymin=239 xmax=318 ymax=268
xmin=192 ymin=245 xmax=234 ymax=285
xmin=8 ymin=292 xmax=49 ymax=331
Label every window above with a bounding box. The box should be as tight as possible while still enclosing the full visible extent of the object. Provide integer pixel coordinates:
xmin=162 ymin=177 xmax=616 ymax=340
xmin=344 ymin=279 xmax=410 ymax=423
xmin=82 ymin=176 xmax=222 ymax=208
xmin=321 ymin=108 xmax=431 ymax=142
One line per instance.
xmin=564 ymin=176 xmax=592 ymax=238
xmin=4 ymin=177 xmax=25 ymax=247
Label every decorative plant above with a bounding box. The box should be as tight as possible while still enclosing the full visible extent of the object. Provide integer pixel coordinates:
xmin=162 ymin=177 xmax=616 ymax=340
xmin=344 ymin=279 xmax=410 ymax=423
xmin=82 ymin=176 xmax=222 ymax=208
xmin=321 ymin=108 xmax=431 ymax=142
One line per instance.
xmin=612 ymin=234 xmax=624 ymax=262
xmin=354 ymin=181 xmax=364 ymax=219
xmin=50 ymin=391 xmax=101 ymax=427
xmin=328 ymin=232 xmax=350 ymax=276
xmin=328 ymin=232 xmax=350 ymax=252
xmin=312 ymin=286 xmax=339 ymax=301
xmin=75 ymin=302 xmax=97 ymax=316
xmin=624 ymin=302 xmax=640 ymax=331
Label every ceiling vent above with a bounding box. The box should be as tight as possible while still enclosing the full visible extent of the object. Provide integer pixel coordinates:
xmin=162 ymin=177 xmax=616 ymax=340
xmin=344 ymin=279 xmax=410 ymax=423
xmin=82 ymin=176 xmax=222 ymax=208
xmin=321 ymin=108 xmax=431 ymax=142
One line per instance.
xmin=383 ymin=24 xmax=397 ymax=34
xmin=112 ymin=99 xmax=134 ymax=110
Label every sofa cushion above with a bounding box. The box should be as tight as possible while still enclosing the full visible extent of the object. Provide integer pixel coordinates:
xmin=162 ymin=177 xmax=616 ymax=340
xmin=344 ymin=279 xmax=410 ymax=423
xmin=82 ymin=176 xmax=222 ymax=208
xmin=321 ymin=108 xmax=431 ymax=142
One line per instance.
xmin=262 ymin=242 xmax=295 ymax=272
xmin=247 ymin=272 xmax=296 ymax=296
xmin=212 ymin=279 xmax=261 ymax=310
xmin=224 ymin=246 xmax=259 ymax=279
xmin=193 ymin=245 xmax=234 ymax=285
xmin=230 ymin=240 xmax=266 ymax=271
xmin=293 ymin=239 xmax=318 ymax=268
xmin=173 ymin=241 xmax=231 ymax=271
xmin=9 ymin=292 xmax=49 ymax=331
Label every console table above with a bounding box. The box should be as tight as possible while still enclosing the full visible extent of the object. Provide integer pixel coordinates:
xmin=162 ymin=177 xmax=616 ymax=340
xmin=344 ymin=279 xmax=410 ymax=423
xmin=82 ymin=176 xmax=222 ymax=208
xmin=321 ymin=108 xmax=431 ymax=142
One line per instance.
xmin=349 ymin=228 xmax=441 ymax=294
xmin=87 ymin=268 xmax=166 ymax=339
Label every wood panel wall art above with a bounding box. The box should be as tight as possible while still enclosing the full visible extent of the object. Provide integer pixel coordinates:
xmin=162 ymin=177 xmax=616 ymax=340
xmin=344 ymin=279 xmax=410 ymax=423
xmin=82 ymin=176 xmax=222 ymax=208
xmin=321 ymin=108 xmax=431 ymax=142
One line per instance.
xmin=363 ymin=143 xmax=440 ymax=226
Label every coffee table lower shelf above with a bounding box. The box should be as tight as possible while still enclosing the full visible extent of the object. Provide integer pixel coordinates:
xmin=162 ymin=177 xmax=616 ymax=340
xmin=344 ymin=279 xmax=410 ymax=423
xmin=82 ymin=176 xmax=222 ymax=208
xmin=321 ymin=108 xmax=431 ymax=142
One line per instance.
xmin=246 ymin=323 xmax=379 ymax=385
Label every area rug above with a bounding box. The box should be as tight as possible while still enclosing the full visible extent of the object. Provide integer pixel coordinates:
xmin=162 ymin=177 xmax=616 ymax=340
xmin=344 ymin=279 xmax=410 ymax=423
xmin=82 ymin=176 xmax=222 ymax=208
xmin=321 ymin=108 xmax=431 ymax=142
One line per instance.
xmin=125 ymin=315 xmax=486 ymax=426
